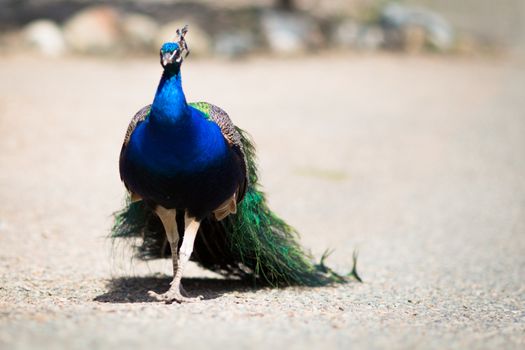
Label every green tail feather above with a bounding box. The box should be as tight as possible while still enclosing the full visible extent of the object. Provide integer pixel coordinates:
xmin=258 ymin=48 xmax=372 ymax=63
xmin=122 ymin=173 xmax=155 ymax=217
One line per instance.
xmin=112 ymin=128 xmax=357 ymax=286
xmin=220 ymin=129 xmax=343 ymax=286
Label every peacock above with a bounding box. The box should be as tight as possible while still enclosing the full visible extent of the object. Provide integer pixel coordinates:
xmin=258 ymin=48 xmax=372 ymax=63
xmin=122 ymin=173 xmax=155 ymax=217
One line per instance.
xmin=112 ymin=26 xmax=356 ymax=303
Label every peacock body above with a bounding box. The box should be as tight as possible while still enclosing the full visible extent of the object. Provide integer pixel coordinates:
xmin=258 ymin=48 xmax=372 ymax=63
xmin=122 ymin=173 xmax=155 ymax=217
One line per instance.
xmin=113 ymin=27 xmax=349 ymax=303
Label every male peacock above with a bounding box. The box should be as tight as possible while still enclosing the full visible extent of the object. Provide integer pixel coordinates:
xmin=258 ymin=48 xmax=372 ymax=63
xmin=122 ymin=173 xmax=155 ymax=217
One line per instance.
xmin=113 ymin=26 xmax=354 ymax=303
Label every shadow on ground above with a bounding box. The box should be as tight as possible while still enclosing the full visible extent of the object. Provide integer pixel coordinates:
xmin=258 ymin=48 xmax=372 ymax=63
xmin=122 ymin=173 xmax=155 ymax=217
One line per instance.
xmin=94 ymin=276 xmax=257 ymax=303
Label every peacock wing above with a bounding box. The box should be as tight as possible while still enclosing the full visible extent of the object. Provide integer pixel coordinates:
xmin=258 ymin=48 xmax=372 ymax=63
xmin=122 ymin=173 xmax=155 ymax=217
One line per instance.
xmin=189 ymin=101 xmax=248 ymax=202
xmin=119 ymin=104 xmax=152 ymax=199
xmin=122 ymin=104 xmax=151 ymax=147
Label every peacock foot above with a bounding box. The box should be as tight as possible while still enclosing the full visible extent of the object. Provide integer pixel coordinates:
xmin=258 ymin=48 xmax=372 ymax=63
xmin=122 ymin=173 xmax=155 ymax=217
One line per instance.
xmin=148 ymin=286 xmax=203 ymax=304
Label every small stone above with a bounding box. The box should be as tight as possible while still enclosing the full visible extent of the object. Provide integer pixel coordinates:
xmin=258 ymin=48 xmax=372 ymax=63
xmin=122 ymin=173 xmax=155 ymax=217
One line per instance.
xmin=332 ymin=19 xmax=360 ymax=48
xmin=332 ymin=20 xmax=384 ymax=51
xmin=122 ymin=13 xmax=159 ymax=51
xmin=260 ymin=10 xmax=323 ymax=55
xmin=23 ymin=19 xmax=66 ymax=57
xmin=403 ymin=25 xmax=427 ymax=53
xmin=380 ymin=3 xmax=454 ymax=52
xmin=156 ymin=21 xmax=211 ymax=57
xmin=63 ymin=5 xmax=122 ymax=54
xmin=357 ymin=25 xmax=384 ymax=51
xmin=214 ymin=31 xmax=256 ymax=58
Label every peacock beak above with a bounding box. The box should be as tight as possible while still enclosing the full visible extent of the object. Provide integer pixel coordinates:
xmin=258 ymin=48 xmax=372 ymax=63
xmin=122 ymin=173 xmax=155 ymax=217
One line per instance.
xmin=161 ymin=50 xmax=180 ymax=66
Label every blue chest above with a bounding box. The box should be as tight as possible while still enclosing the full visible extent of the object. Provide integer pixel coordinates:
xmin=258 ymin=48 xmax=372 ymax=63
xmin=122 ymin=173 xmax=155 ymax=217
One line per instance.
xmin=127 ymin=107 xmax=229 ymax=176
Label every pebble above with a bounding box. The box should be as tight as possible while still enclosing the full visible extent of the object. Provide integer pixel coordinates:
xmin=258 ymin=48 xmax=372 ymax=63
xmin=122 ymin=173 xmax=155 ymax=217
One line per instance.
xmin=122 ymin=13 xmax=159 ymax=51
xmin=260 ymin=10 xmax=323 ymax=55
xmin=380 ymin=3 xmax=454 ymax=52
xmin=23 ymin=19 xmax=66 ymax=56
xmin=63 ymin=5 xmax=122 ymax=54
xmin=214 ymin=31 xmax=256 ymax=58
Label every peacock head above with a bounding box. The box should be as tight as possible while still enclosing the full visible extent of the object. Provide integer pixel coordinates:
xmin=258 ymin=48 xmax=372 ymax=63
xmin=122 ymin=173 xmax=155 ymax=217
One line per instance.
xmin=160 ymin=25 xmax=190 ymax=68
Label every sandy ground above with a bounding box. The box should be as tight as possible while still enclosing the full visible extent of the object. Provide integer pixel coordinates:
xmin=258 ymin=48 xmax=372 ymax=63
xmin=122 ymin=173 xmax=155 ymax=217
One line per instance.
xmin=0 ymin=53 xmax=524 ymax=349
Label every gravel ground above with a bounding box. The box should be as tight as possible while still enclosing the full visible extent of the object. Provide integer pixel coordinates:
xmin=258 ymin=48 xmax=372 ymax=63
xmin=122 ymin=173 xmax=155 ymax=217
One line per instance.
xmin=0 ymin=54 xmax=524 ymax=349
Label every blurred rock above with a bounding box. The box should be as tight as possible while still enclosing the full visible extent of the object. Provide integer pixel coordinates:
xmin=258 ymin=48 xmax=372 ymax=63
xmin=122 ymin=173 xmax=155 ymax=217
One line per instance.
xmin=381 ymin=3 xmax=454 ymax=52
xmin=122 ymin=13 xmax=159 ymax=51
xmin=23 ymin=19 xmax=66 ymax=57
xmin=214 ymin=31 xmax=256 ymax=58
xmin=402 ymin=25 xmax=427 ymax=53
xmin=357 ymin=25 xmax=384 ymax=51
xmin=156 ymin=21 xmax=211 ymax=56
xmin=332 ymin=20 xmax=384 ymax=51
xmin=63 ymin=5 xmax=122 ymax=54
xmin=332 ymin=19 xmax=360 ymax=47
xmin=454 ymin=33 xmax=484 ymax=55
xmin=260 ymin=11 xmax=323 ymax=55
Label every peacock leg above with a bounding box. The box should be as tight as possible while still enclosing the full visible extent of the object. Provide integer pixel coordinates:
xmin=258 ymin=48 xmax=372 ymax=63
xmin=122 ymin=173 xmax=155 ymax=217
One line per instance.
xmin=147 ymin=206 xmax=180 ymax=302
xmin=149 ymin=209 xmax=202 ymax=303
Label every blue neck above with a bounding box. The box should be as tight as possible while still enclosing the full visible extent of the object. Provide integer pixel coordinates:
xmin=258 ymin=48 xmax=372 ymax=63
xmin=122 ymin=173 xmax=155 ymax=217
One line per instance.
xmin=151 ymin=66 xmax=189 ymax=124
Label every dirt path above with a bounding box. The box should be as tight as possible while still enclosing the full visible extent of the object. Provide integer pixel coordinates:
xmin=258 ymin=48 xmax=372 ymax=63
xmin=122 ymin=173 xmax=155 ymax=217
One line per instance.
xmin=0 ymin=54 xmax=524 ymax=349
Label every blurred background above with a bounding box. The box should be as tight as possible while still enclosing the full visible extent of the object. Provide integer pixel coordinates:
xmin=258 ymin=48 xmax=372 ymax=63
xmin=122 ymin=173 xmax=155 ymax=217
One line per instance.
xmin=1 ymin=1 xmax=524 ymax=349
xmin=1 ymin=0 xmax=524 ymax=57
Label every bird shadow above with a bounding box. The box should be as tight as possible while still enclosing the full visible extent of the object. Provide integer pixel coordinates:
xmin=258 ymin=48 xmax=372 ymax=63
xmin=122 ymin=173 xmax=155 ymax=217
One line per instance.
xmin=94 ymin=275 xmax=258 ymax=303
